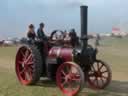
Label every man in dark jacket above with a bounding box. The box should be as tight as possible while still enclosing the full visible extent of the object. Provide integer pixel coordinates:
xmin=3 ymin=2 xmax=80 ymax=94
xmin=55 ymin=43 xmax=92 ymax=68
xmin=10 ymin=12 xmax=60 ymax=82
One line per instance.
xmin=37 ymin=22 xmax=47 ymax=41
xmin=37 ymin=22 xmax=48 ymax=76
xmin=69 ymin=29 xmax=79 ymax=47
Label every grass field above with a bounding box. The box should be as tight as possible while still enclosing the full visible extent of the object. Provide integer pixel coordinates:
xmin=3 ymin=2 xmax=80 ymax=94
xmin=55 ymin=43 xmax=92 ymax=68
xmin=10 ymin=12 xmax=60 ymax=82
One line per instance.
xmin=0 ymin=37 xmax=128 ymax=96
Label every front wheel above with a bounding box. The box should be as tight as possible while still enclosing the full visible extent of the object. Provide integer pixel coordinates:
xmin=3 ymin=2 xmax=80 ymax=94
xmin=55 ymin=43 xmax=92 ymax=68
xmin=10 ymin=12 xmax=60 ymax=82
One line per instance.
xmin=87 ymin=60 xmax=112 ymax=89
xmin=56 ymin=62 xmax=85 ymax=96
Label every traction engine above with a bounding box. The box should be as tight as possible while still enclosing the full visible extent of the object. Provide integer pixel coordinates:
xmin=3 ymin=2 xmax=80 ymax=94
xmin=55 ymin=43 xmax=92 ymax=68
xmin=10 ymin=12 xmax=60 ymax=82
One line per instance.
xmin=15 ymin=6 xmax=112 ymax=96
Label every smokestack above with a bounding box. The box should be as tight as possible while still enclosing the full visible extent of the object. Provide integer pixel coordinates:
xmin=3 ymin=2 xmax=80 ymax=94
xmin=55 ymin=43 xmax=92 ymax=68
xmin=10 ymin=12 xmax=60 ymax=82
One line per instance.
xmin=80 ymin=5 xmax=88 ymax=49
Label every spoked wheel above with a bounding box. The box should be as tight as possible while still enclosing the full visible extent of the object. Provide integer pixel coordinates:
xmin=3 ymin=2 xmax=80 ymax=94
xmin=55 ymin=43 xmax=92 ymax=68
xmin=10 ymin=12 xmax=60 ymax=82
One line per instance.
xmin=87 ymin=60 xmax=112 ymax=89
xmin=56 ymin=62 xmax=84 ymax=96
xmin=15 ymin=45 xmax=42 ymax=85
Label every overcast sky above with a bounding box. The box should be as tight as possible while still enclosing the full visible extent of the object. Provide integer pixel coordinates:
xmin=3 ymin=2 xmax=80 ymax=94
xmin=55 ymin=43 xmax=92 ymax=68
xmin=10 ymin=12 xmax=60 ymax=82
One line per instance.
xmin=0 ymin=0 xmax=128 ymax=38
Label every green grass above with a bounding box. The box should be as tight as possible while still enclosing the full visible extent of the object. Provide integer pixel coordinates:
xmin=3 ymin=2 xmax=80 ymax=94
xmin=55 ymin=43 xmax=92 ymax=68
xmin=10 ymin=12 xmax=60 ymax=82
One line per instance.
xmin=0 ymin=37 xmax=128 ymax=96
xmin=99 ymin=37 xmax=128 ymax=73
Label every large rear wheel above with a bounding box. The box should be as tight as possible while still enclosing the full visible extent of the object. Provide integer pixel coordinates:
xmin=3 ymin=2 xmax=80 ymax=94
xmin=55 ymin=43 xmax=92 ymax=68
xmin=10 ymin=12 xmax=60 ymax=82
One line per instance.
xmin=15 ymin=44 xmax=42 ymax=85
xmin=87 ymin=60 xmax=112 ymax=89
xmin=56 ymin=62 xmax=84 ymax=96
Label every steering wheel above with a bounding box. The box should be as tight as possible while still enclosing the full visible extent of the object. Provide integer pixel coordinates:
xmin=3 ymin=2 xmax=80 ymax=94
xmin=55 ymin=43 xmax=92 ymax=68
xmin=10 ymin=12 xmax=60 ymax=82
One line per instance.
xmin=50 ymin=30 xmax=64 ymax=41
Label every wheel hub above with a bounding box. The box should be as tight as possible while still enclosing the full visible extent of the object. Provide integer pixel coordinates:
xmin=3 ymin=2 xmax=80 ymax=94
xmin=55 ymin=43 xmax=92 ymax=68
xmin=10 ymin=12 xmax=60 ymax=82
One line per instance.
xmin=21 ymin=63 xmax=25 ymax=67
xmin=65 ymin=74 xmax=72 ymax=82
xmin=94 ymin=71 xmax=102 ymax=77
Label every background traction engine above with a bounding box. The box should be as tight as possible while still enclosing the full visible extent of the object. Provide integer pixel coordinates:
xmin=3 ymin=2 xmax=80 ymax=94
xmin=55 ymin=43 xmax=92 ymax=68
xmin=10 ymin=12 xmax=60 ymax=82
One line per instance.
xmin=15 ymin=6 xmax=112 ymax=96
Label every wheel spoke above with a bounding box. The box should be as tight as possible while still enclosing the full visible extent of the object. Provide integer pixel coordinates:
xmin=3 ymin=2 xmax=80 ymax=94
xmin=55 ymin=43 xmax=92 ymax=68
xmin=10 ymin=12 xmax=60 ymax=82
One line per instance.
xmin=92 ymin=64 xmax=96 ymax=72
xmin=102 ymin=75 xmax=108 ymax=79
xmin=95 ymin=77 xmax=99 ymax=86
xmin=28 ymin=69 xmax=32 ymax=79
xmin=25 ymin=54 xmax=32 ymax=64
xmin=62 ymin=80 xmax=67 ymax=87
xmin=20 ymin=68 xmax=25 ymax=75
xmin=61 ymin=70 xmax=66 ymax=76
xmin=101 ymin=70 xmax=108 ymax=74
xmin=26 ymin=61 xmax=33 ymax=65
xmin=29 ymin=65 xmax=34 ymax=70
xmin=75 ymin=74 xmax=80 ymax=79
xmin=88 ymin=72 xmax=95 ymax=77
xmin=99 ymin=63 xmax=104 ymax=70
xmin=18 ymin=61 xmax=23 ymax=64
xmin=66 ymin=65 xmax=71 ymax=72
xmin=100 ymin=78 xmax=104 ymax=85
xmin=24 ymin=72 xmax=28 ymax=80
xmin=72 ymin=78 xmax=80 ymax=81
xmin=97 ymin=62 xmax=100 ymax=71
xmin=28 ymin=67 xmax=33 ymax=73
xmin=67 ymin=82 xmax=72 ymax=91
xmin=24 ymin=50 xmax=29 ymax=60
xmin=67 ymin=82 xmax=73 ymax=89
xmin=20 ymin=50 xmax=25 ymax=58
xmin=24 ymin=70 xmax=32 ymax=80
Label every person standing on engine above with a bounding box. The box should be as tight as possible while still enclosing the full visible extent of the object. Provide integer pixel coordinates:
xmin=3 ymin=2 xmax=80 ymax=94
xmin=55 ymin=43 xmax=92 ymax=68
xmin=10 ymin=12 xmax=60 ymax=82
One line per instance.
xmin=37 ymin=22 xmax=48 ymax=76
xmin=37 ymin=22 xmax=48 ymax=41
xmin=69 ymin=29 xmax=79 ymax=47
xmin=27 ymin=24 xmax=36 ymax=40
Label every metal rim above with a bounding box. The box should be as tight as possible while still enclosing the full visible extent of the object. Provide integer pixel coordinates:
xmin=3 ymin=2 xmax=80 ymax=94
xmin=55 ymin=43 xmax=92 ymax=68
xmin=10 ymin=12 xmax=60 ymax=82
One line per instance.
xmin=87 ymin=60 xmax=112 ymax=89
xmin=15 ymin=46 xmax=34 ymax=85
xmin=56 ymin=62 xmax=84 ymax=96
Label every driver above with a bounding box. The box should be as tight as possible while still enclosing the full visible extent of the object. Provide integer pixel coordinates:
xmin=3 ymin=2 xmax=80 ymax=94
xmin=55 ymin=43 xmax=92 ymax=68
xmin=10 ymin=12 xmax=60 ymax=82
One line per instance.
xmin=37 ymin=22 xmax=48 ymax=41
xmin=37 ymin=22 xmax=48 ymax=76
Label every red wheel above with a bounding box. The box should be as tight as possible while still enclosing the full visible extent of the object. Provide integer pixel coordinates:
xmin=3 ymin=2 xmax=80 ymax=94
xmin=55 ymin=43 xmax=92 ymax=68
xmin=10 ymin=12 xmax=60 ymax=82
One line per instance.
xmin=87 ymin=60 xmax=112 ymax=89
xmin=56 ymin=62 xmax=84 ymax=96
xmin=15 ymin=45 xmax=42 ymax=85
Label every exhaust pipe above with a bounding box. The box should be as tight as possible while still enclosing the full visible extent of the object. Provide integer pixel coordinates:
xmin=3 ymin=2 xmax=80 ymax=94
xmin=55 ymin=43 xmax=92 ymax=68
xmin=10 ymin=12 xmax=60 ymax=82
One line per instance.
xmin=80 ymin=5 xmax=88 ymax=50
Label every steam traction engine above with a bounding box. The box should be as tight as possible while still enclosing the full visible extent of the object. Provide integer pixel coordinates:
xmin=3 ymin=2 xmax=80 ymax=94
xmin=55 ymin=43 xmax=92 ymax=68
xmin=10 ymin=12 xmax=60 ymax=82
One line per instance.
xmin=15 ymin=6 xmax=112 ymax=96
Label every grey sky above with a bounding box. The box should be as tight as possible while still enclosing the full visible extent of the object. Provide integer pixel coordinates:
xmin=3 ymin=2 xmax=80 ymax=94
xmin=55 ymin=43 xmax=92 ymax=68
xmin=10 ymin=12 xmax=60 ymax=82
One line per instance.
xmin=0 ymin=0 xmax=128 ymax=38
